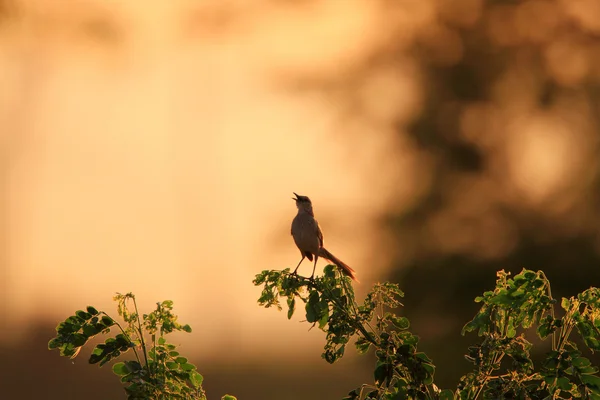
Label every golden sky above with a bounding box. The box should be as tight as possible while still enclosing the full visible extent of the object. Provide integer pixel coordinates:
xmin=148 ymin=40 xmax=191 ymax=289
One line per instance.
xmin=1 ymin=0 xmax=599 ymax=366
xmin=0 ymin=0 xmax=419 ymax=361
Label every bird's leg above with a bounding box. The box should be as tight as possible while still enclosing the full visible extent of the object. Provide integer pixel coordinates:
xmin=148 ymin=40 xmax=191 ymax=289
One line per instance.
xmin=292 ymin=255 xmax=305 ymax=275
xmin=310 ymin=255 xmax=319 ymax=280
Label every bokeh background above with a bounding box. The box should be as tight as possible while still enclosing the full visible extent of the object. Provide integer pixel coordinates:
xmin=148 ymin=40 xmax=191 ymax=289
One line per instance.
xmin=1 ymin=0 xmax=600 ymax=398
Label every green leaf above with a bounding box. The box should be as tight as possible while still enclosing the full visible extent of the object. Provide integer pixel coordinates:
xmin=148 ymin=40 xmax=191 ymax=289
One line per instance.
xmin=124 ymin=361 xmax=142 ymax=372
xmin=374 ymin=361 xmax=391 ymax=385
xmin=537 ymin=316 xmax=556 ymax=339
xmin=415 ymin=352 xmax=432 ymax=363
xmin=581 ymin=374 xmax=600 ymax=392
xmin=579 ymin=366 xmax=599 ymax=375
xmin=305 ymin=304 xmax=317 ymax=323
xmin=523 ymin=270 xmax=536 ymax=279
xmin=82 ymin=324 xmax=100 ymax=337
xmin=489 ymin=290 xmax=511 ymax=306
xmin=573 ymin=357 xmax=591 ymax=367
xmin=48 ymin=338 xmax=61 ymax=350
xmin=561 ymin=298 xmax=571 ymax=310
xmin=390 ymin=316 xmax=410 ymax=330
xmin=531 ymin=278 xmax=545 ymax=288
xmin=576 ymin=319 xmax=600 ymax=351
xmin=70 ymin=333 xmax=88 ymax=347
xmin=543 ymin=376 xmax=555 ymax=386
xmin=318 ymin=307 xmax=329 ymax=329
xmin=175 ymin=357 xmax=188 ymax=364
xmin=86 ymin=306 xmax=99 ymax=315
xmin=158 ymin=337 xmax=166 ymax=345
xmin=181 ymin=363 xmax=196 ymax=371
xmin=112 ymin=362 xmax=128 ymax=376
xmin=355 ymin=338 xmax=371 ymax=354
xmin=58 ymin=321 xmax=80 ymax=334
xmin=507 ymin=322 xmax=516 ymax=338
xmin=166 ymin=362 xmax=179 ymax=370
xmin=60 ymin=343 xmax=78 ymax=358
xmin=190 ymin=371 xmax=204 ymax=388
xmin=439 ymin=390 xmax=454 ymax=400
xmin=422 ymin=362 xmax=435 ymax=375
xmin=556 ymin=376 xmax=571 ymax=391
xmin=66 ymin=315 xmax=83 ymax=325
xmin=76 ymin=310 xmax=92 ymax=320
xmin=182 ymin=324 xmax=192 ymax=333
xmin=305 ymin=291 xmax=320 ymax=323
xmin=221 ymin=396 xmax=237 ymax=400
xmin=287 ymin=297 xmax=295 ymax=320
xmin=324 ymin=264 xmax=336 ymax=278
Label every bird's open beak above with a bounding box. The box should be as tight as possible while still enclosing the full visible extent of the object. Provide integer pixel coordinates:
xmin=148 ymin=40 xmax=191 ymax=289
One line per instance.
xmin=292 ymin=192 xmax=301 ymax=201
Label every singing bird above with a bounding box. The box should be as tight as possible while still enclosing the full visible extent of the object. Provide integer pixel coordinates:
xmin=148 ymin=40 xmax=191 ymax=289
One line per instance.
xmin=290 ymin=193 xmax=358 ymax=282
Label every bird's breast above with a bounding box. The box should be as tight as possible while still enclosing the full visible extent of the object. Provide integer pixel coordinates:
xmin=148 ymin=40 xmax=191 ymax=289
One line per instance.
xmin=291 ymin=213 xmax=320 ymax=253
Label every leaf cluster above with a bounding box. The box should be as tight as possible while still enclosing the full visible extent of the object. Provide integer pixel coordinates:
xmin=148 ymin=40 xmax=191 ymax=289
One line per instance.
xmin=49 ymin=293 xmax=235 ymax=400
xmin=460 ymin=270 xmax=600 ymax=399
xmin=255 ymin=266 xmax=600 ymax=400
xmin=254 ymin=265 xmax=443 ymax=399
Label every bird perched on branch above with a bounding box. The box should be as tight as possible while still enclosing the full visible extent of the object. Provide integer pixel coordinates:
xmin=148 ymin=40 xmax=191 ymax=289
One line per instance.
xmin=290 ymin=192 xmax=358 ymax=282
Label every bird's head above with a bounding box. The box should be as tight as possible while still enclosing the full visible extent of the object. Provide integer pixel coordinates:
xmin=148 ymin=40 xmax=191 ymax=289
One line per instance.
xmin=293 ymin=192 xmax=314 ymax=214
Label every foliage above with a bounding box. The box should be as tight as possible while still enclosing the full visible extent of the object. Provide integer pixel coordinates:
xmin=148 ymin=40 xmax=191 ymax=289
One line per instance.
xmin=461 ymin=270 xmax=600 ymax=400
xmin=49 ymin=293 xmax=236 ymax=400
xmin=254 ymin=267 xmax=600 ymax=399
xmin=254 ymin=265 xmax=442 ymax=399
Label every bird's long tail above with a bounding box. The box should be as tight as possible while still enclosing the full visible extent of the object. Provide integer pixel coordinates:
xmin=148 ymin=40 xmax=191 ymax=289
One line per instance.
xmin=319 ymin=247 xmax=359 ymax=282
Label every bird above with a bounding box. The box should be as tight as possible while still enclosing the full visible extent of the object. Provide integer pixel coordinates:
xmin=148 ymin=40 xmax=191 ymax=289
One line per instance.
xmin=290 ymin=192 xmax=358 ymax=282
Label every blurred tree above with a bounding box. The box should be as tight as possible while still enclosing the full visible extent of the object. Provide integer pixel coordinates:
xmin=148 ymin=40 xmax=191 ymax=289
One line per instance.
xmin=283 ymin=0 xmax=600 ymax=389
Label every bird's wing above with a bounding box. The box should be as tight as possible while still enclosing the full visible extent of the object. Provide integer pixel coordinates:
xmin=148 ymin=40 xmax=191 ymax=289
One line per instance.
xmin=315 ymin=219 xmax=324 ymax=248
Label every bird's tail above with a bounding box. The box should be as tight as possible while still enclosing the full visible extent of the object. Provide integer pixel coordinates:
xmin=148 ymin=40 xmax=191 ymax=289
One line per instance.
xmin=319 ymin=247 xmax=359 ymax=283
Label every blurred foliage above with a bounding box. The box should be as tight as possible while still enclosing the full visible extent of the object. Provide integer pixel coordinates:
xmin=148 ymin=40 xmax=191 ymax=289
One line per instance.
xmin=287 ymin=0 xmax=600 ymax=389
xmin=256 ymin=266 xmax=600 ymax=399
xmin=383 ymin=0 xmax=600 ymax=271
xmin=285 ymin=0 xmax=600 ymax=275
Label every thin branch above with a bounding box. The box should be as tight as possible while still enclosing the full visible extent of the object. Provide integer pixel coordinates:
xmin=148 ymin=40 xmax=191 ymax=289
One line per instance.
xmin=100 ymin=311 xmax=143 ymax=367
xmin=132 ymin=296 xmax=150 ymax=375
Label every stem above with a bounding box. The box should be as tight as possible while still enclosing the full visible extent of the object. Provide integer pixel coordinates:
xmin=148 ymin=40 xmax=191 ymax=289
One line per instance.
xmin=102 ymin=312 xmax=143 ymax=367
xmin=378 ymin=375 xmax=398 ymax=400
xmin=556 ymin=301 xmax=576 ymax=352
xmin=132 ymin=296 xmax=150 ymax=375
xmin=557 ymin=324 xmax=574 ymax=352
xmin=320 ymin=274 xmax=380 ymax=346
xmin=471 ymin=308 xmax=506 ymax=400
xmin=341 ymin=275 xmax=381 ymax=343
xmin=471 ymin=369 xmax=491 ymax=400
xmin=424 ymin=380 xmax=438 ymax=400
xmin=541 ymin=273 xmax=557 ymax=350
xmin=358 ymin=383 xmax=377 ymax=400
xmin=151 ymin=333 xmax=156 ymax=376
xmin=357 ymin=324 xmax=379 ymax=346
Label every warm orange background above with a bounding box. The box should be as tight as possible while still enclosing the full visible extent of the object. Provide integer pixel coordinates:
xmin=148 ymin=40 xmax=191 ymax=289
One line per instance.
xmin=1 ymin=0 xmax=600 ymax=399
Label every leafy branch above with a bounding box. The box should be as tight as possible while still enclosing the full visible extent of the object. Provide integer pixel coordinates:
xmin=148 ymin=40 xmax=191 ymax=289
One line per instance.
xmin=460 ymin=270 xmax=600 ymax=399
xmin=254 ymin=265 xmax=445 ymax=399
xmin=49 ymin=293 xmax=237 ymax=400
xmin=255 ymin=266 xmax=600 ymax=400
